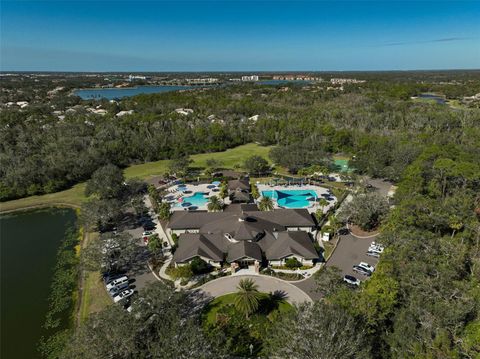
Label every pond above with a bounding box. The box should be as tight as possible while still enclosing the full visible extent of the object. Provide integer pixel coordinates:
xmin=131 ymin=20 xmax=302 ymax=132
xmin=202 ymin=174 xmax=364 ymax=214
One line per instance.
xmin=418 ymin=93 xmax=446 ymax=104
xmin=0 ymin=208 xmax=77 ymax=359
xmin=74 ymin=85 xmax=194 ymax=100
xmin=257 ymin=80 xmax=312 ymax=86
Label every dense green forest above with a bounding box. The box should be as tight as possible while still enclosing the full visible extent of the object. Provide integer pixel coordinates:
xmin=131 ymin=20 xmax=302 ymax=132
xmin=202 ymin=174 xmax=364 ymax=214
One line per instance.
xmin=1 ymin=72 xmax=480 ymax=357
xmin=1 ymin=72 xmax=479 ymax=200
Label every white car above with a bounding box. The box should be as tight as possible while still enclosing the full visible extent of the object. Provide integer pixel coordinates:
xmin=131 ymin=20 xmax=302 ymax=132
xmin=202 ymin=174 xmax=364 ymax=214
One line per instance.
xmin=106 ymin=276 xmax=129 ymax=291
xmin=142 ymin=231 xmax=153 ymax=237
xmin=113 ymin=289 xmax=134 ymax=303
xmin=343 ymin=275 xmax=360 ymax=286
xmin=370 ymin=242 xmax=384 ymax=252
xmin=358 ymin=262 xmax=375 ymax=273
xmin=367 ymin=250 xmax=380 ymax=258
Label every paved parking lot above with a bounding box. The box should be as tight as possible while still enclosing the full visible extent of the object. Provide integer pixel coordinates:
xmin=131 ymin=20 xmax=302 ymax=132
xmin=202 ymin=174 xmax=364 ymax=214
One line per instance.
xmin=326 ymin=233 xmax=379 ymax=278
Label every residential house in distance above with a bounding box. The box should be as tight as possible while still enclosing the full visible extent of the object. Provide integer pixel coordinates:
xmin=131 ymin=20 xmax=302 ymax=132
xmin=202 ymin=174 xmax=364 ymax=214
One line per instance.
xmin=169 ymin=204 xmax=318 ymax=269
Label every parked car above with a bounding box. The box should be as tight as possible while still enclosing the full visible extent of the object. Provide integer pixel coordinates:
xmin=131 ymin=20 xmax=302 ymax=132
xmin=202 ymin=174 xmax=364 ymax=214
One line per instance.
xmin=106 ymin=276 xmax=129 ymax=291
xmin=370 ymin=242 xmax=384 ymax=252
xmin=367 ymin=250 xmax=380 ymax=258
xmin=108 ymin=282 xmax=130 ymax=296
xmin=102 ymin=272 xmax=126 ymax=285
xmin=353 ymin=265 xmax=372 ymax=276
xmin=358 ymin=262 xmax=375 ymax=273
xmin=343 ymin=275 xmax=360 ymax=286
xmin=113 ymin=289 xmax=134 ymax=303
xmin=142 ymin=231 xmax=153 ymax=237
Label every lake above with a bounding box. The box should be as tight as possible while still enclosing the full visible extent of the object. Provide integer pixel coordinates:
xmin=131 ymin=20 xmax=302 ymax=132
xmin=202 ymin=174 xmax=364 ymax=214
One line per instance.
xmin=0 ymin=208 xmax=77 ymax=359
xmin=74 ymin=85 xmax=194 ymax=100
xmin=418 ymin=93 xmax=446 ymax=104
xmin=257 ymin=80 xmax=312 ymax=86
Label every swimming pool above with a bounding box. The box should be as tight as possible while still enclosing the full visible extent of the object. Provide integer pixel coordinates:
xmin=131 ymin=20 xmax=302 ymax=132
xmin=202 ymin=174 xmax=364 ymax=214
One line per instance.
xmin=176 ymin=192 xmax=209 ymax=208
xmin=261 ymin=189 xmax=318 ymax=209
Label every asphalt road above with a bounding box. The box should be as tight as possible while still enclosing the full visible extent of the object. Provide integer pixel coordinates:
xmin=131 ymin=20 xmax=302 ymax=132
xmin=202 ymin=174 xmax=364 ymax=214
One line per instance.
xmin=197 ymin=274 xmax=313 ymax=305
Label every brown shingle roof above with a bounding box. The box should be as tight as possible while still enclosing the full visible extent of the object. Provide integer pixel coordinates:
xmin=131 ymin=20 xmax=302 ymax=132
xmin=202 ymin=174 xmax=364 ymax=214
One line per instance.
xmin=172 ymin=233 xmax=227 ymax=263
xmin=265 ymin=231 xmax=318 ymax=260
xmin=226 ymin=241 xmax=263 ymax=262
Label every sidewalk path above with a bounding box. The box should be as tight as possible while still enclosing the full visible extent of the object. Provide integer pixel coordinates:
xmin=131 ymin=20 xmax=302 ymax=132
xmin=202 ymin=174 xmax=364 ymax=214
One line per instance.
xmin=144 ymin=195 xmax=173 ymax=246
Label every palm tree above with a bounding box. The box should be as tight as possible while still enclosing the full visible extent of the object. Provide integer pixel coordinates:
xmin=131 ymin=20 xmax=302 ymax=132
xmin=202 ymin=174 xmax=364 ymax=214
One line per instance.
xmin=234 ymin=279 xmax=262 ymax=319
xmin=258 ymin=196 xmax=274 ymax=211
xmin=219 ymin=182 xmax=229 ymax=199
xmin=207 ymin=196 xmax=223 ymax=212
xmin=318 ymin=198 xmax=329 ymax=213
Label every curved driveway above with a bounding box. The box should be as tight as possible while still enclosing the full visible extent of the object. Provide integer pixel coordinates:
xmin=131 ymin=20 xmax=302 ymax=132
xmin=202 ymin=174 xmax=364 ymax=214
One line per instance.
xmin=197 ymin=274 xmax=312 ymax=304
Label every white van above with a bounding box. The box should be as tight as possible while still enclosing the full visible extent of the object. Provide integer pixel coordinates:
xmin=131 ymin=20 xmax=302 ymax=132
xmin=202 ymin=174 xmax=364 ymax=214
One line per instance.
xmin=106 ymin=276 xmax=129 ymax=291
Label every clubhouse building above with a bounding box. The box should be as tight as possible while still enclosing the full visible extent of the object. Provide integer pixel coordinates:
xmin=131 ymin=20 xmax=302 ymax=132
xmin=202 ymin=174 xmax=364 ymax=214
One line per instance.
xmin=168 ymin=204 xmax=319 ymax=269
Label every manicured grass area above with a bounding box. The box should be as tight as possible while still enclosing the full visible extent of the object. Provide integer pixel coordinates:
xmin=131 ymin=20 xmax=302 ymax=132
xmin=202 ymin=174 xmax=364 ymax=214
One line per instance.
xmin=0 ymin=143 xmax=272 ymax=213
xmin=322 ymin=240 xmax=336 ymax=261
xmin=203 ymin=292 xmax=294 ymax=356
xmin=124 ymin=143 xmax=273 ymax=179
xmin=203 ymin=292 xmax=293 ymax=326
xmin=0 ymin=183 xmax=86 ymax=213
xmin=79 ymin=271 xmax=112 ymax=322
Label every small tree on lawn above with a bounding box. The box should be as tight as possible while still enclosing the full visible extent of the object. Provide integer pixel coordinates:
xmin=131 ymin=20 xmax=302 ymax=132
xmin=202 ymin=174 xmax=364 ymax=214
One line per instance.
xmin=244 ymin=155 xmax=269 ymax=176
xmin=258 ymin=196 xmax=274 ymax=211
xmin=234 ymin=279 xmax=262 ymax=319
xmin=285 ymin=257 xmax=302 ymax=269
xmin=190 ymin=257 xmax=210 ymax=275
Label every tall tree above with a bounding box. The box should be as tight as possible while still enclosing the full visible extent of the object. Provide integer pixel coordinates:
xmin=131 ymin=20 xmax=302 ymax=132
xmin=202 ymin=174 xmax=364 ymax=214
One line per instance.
xmin=62 ymin=282 xmax=221 ymax=359
xmin=85 ymin=164 xmax=125 ymax=199
xmin=234 ymin=279 xmax=262 ymax=319
xmin=243 ymin=155 xmax=269 ymax=176
xmin=265 ymin=302 xmax=372 ymax=359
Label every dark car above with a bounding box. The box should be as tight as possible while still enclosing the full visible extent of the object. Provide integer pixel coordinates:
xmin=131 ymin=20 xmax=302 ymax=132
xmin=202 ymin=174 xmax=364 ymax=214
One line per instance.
xmin=353 ymin=265 xmax=372 ymax=276
xmin=343 ymin=274 xmax=360 ymax=286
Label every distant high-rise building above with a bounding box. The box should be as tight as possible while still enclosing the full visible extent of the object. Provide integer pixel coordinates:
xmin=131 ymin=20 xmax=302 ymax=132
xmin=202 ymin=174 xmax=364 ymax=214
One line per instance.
xmin=241 ymin=75 xmax=259 ymax=82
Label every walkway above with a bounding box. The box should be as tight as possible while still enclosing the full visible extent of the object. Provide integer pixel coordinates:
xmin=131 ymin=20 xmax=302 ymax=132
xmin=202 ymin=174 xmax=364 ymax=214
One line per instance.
xmin=143 ymin=194 xmax=173 ymax=246
xmin=197 ymin=274 xmax=313 ymax=305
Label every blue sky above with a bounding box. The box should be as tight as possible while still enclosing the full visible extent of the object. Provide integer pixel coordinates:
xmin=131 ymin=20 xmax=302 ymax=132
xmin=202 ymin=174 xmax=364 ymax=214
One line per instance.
xmin=1 ymin=1 xmax=479 ymax=71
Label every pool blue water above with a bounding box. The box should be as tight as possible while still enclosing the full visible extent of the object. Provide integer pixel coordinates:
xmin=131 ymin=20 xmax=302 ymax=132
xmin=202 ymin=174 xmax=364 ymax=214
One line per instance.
xmin=262 ymin=189 xmax=318 ymax=208
xmin=177 ymin=192 xmax=209 ymax=207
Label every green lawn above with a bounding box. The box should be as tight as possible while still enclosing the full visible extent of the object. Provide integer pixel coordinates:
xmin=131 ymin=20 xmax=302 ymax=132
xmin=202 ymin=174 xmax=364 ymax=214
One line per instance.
xmin=0 ymin=183 xmax=86 ymax=213
xmin=0 ymin=143 xmax=273 ymax=213
xmin=124 ymin=143 xmax=273 ymax=179
xmin=79 ymin=271 xmax=112 ymax=323
xmin=203 ymin=292 xmax=293 ymax=326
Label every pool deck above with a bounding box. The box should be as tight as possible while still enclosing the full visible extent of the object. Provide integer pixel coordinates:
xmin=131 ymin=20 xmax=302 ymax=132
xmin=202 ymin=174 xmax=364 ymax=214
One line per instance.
xmin=164 ymin=183 xmax=226 ymax=211
xmin=257 ymin=184 xmax=337 ymax=214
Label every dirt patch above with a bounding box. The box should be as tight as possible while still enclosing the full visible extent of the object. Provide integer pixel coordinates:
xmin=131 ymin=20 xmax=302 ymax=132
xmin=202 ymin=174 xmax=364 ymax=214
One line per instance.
xmin=349 ymin=224 xmax=379 ymax=237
